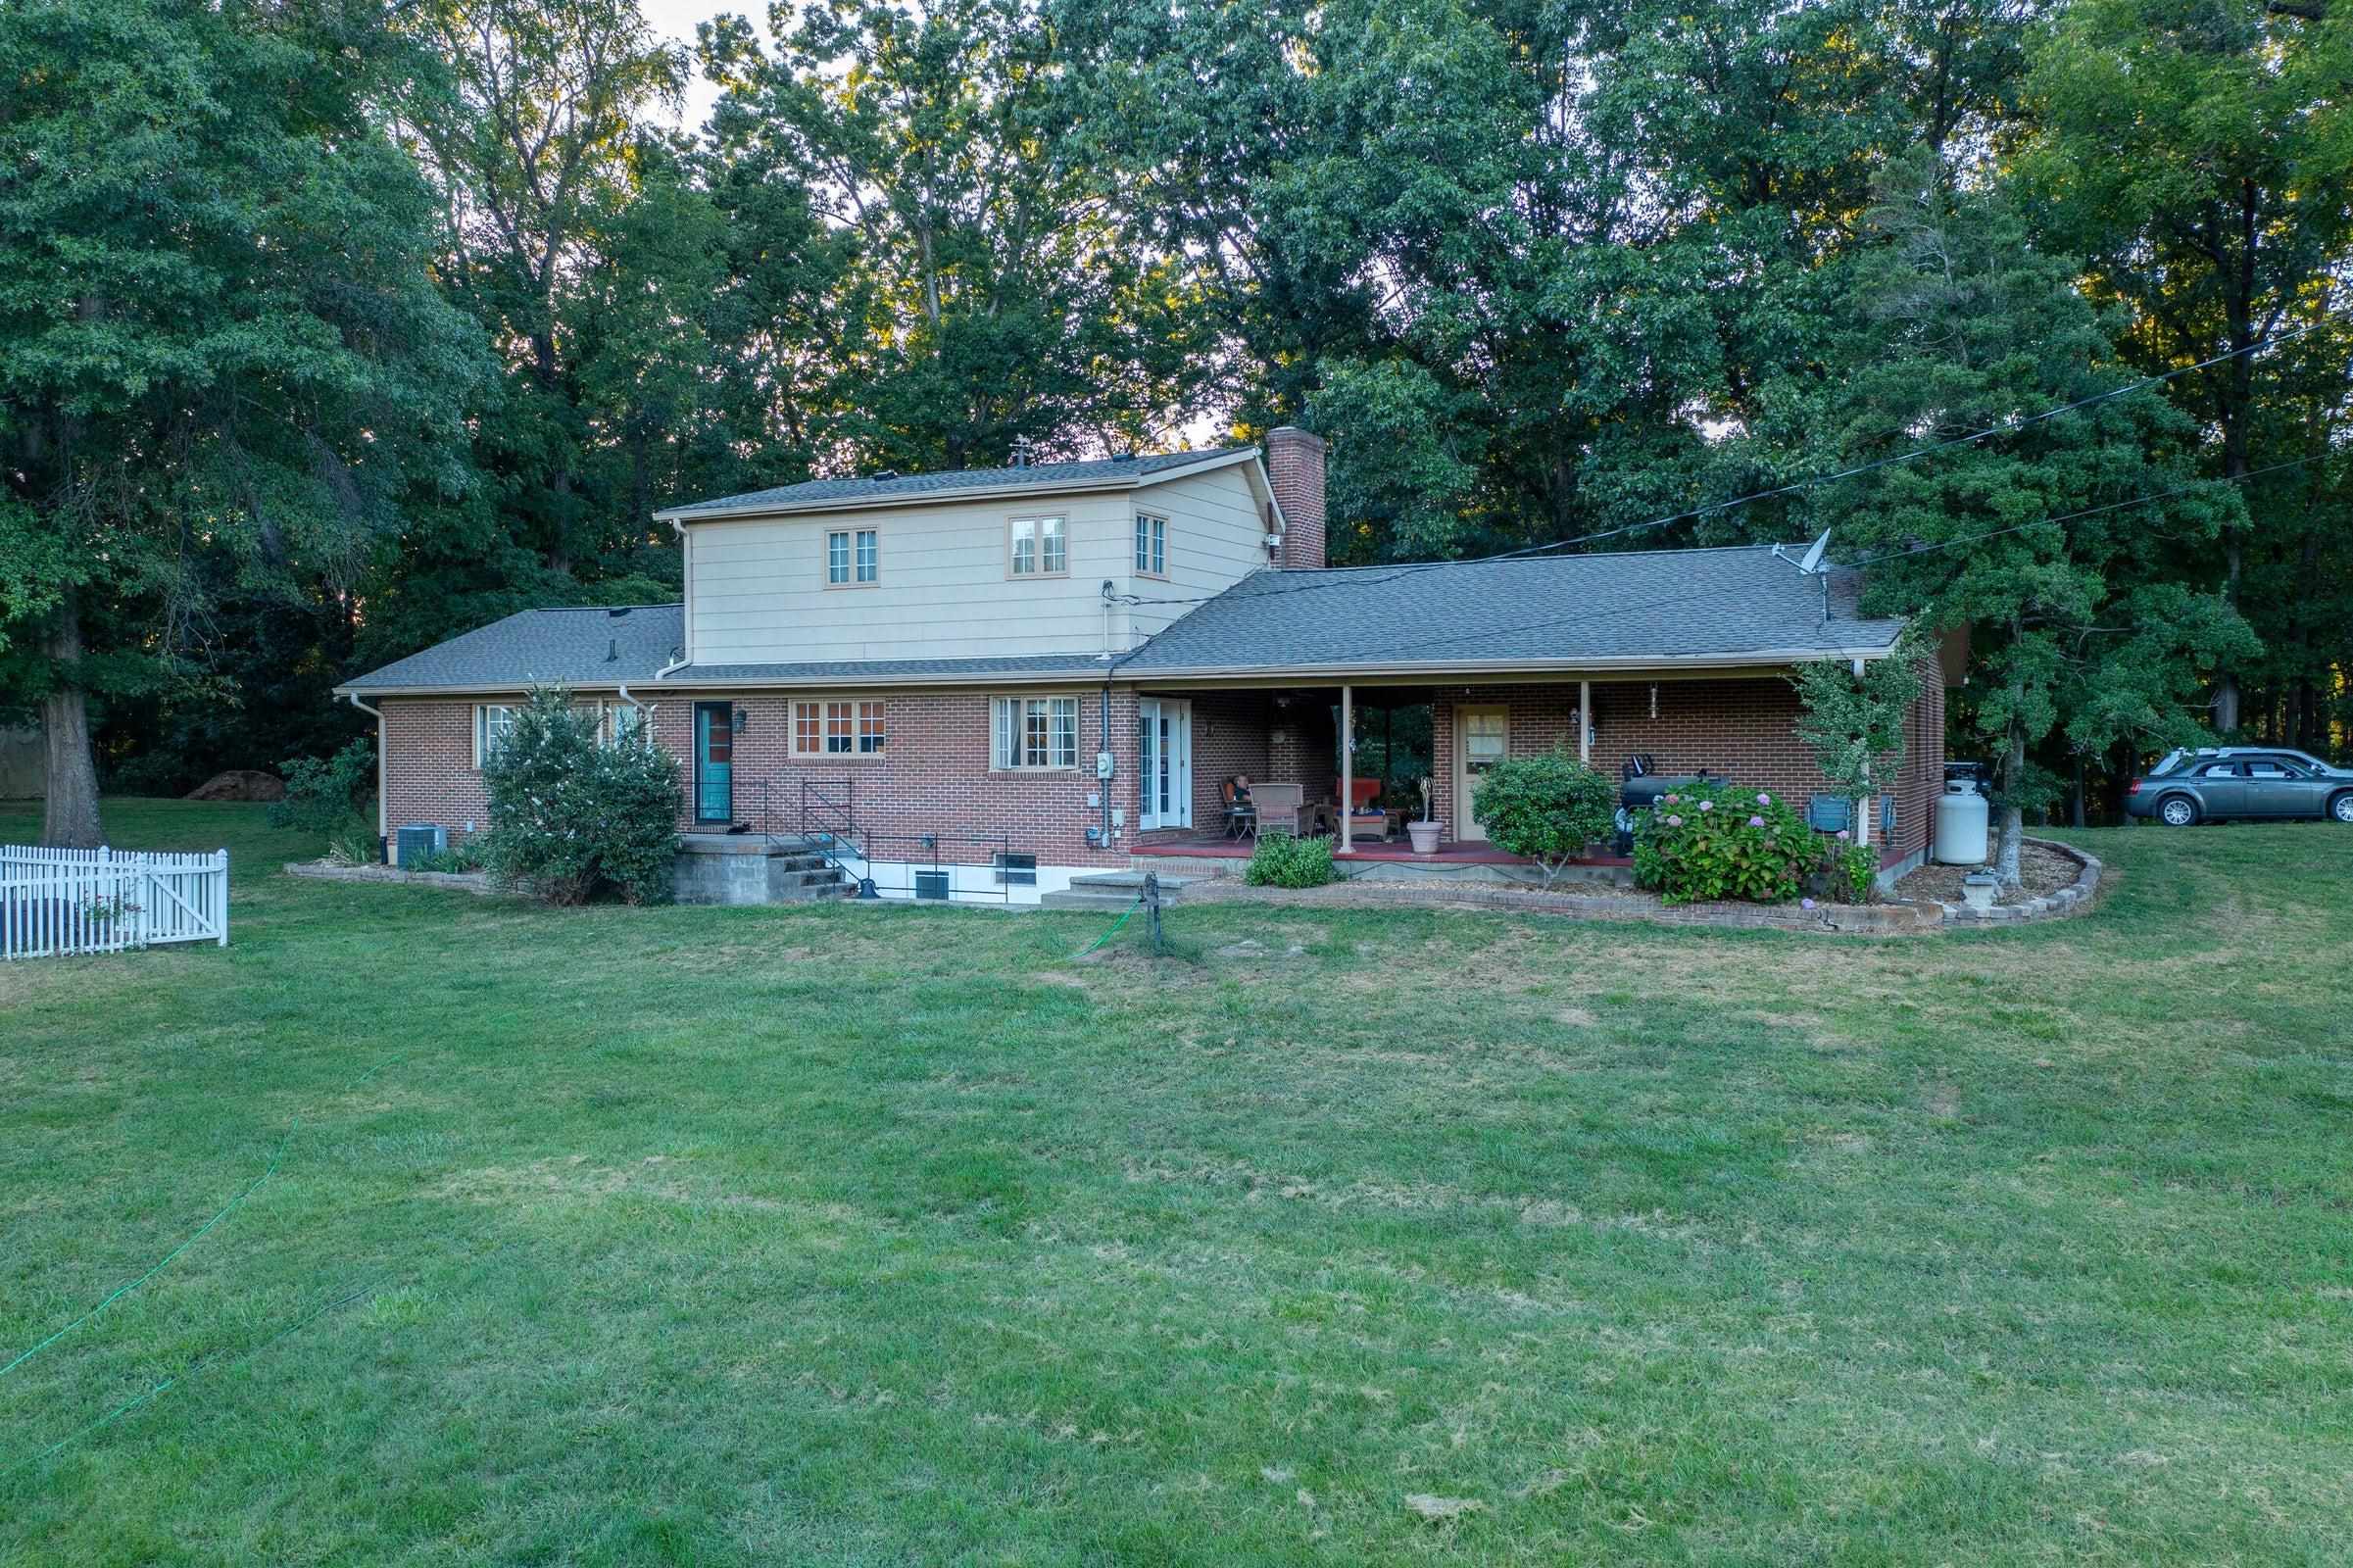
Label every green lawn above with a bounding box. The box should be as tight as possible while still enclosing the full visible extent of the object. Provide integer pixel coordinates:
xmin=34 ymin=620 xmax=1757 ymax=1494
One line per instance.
xmin=2 ymin=801 xmax=2347 ymax=1565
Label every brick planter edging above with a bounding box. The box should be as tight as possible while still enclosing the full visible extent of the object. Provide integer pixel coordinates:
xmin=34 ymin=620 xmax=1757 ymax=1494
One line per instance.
xmin=1193 ymin=876 xmax=1942 ymax=935
xmin=1930 ymin=838 xmax=2102 ymax=926
xmin=283 ymin=860 xmax=497 ymax=896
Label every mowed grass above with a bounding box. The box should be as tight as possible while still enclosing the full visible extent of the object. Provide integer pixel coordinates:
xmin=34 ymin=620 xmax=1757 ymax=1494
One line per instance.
xmin=2 ymin=802 xmax=2348 ymax=1566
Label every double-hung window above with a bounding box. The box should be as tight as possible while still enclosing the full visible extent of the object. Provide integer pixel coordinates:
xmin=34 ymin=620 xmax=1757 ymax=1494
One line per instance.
xmin=474 ymin=704 xmax=519 ymax=767
xmin=827 ymin=528 xmax=879 ymax=586
xmin=1008 ymin=516 xmax=1066 ymax=577
xmin=1134 ymin=514 xmax=1167 ymax=577
xmin=793 ymin=699 xmax=886 ymax=757
xmin=992 ymin=696 xmax=1079 ymax=770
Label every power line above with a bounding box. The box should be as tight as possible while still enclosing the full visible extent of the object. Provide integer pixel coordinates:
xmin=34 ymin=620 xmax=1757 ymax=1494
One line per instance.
xmin=1113 ymin=311 xmax=2336 ymax=614
xmin=1315 ymin=455 xmax=2326 ymax=667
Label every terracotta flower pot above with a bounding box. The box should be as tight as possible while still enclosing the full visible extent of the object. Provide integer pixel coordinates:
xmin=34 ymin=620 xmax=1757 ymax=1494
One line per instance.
xmin=1406 ymin=821 xmax=1443 ymax=855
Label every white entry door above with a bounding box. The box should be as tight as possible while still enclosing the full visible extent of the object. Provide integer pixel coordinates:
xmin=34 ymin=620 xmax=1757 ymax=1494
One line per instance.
xmin=1138 ymin=699 xmax=1193 ymax=830
xmin=1453 ymin=705 xmax=1509 ymax=842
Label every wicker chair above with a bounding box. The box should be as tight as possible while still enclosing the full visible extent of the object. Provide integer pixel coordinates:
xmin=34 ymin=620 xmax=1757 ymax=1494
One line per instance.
xmin=1250 ymin=782 xmax=1304 ymax=838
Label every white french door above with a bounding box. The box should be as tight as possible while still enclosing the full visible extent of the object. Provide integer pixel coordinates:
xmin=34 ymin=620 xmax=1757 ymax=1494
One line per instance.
xmin=1137 ymin=699 xmax=1193 ymax=830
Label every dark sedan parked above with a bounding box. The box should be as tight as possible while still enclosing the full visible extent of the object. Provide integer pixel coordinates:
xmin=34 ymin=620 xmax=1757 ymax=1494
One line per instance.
xmin=2128 ymin=752 xmax=2353 ymax=826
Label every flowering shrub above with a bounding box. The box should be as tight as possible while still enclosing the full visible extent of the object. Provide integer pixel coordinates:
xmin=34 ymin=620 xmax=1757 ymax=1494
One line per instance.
xmin=1633 ymin=781 xmax=1814 ymax=905
xmin=1245 ymin=832 xmax=1337 ymax=888
xmin=479 ymin=686 xmax=681 ymax=904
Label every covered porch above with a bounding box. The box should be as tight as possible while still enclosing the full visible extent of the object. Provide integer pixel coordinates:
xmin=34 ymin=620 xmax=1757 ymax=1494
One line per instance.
xmin=1124 ymin=665 xmax=1921 ymax=875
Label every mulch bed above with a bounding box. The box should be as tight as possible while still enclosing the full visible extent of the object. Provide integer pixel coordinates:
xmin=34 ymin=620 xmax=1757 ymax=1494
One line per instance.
xmin=1893 ymin=842 xmax=2080 ymax=906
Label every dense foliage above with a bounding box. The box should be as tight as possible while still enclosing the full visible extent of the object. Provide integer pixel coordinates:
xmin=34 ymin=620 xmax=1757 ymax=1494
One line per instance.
xmin=1471 ymin=753 xmax=1617 ymax=883
xmin=1244 ymin=832 xmax=1337 ymax=889
xmin=1634 ymin=782 xmax=1816 ymax=906
xmin=7 ymin=0 xmax=2349 ymax=846
xmin=269 ymin=740 xmax=378 ymax=836
xmin=477 ymin=686 xmax=681 ymax=904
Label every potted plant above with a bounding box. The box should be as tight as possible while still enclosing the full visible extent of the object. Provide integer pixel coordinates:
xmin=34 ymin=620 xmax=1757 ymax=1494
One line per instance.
xmin=1407 ymin=778 xmax=1443 ymax=855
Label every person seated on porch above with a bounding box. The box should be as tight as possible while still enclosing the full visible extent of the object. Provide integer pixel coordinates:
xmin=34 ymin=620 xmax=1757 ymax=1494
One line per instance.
xmin=1221 ymin=775 xmax=1257 ymax=839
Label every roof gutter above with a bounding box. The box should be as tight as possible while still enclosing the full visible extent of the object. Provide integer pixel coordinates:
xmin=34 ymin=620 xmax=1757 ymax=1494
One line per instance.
xmin=344 ymin=692 xmax=387 ymax=842
xmin=328 ymin=646 xmax=1903 ymax=701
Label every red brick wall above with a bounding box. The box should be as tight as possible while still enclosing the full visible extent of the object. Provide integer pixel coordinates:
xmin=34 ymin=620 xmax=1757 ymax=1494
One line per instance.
xmin=1178 ymin=689 xmax=1273 ymax=835
xmin=380 ymin=669 xmax=1945 ymax=868
xmin=381 ymin=700 xmax=493 ymax=839
xmin=381 ymin=687 xmax=1141 ymax=867
xmin=1425 ymin=675 xmax=1940 ymax=862
xmin=1264 ymin=427 xmax=1326 ymax=570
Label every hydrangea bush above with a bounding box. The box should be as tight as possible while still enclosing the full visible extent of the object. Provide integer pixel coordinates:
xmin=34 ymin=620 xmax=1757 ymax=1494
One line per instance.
xmin=1633 ymin=779 xmax=1814 ymax=905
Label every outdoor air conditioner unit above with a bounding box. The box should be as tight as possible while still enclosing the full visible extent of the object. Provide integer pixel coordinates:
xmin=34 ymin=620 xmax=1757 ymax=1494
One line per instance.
xmin=394 ymin=823 xmax=447 ymax=866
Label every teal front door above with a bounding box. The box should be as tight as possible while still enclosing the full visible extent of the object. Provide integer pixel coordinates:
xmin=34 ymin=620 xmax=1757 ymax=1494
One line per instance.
xmin=694 ymin=703 xmax=734 ymax=823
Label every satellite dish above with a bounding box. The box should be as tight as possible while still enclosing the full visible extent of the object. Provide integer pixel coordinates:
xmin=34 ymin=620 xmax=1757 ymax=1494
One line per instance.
xmin=1796 ymin=528 xmax=1831 ymax=575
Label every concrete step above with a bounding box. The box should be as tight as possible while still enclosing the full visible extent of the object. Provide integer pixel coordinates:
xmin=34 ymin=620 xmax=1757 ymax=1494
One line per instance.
xmin=1040 ymin=889 xmax=1161 ymax=912
xmin=1070 ymin=870 xmax=1195 ymax=894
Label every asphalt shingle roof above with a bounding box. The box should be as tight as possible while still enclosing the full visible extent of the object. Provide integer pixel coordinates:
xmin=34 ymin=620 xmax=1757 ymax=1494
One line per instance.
xmin=663 ymin=448 xmax=1253 ymax=516
xmin=341 ymin=605 xmax=686 ymax=692
xmin=1117 ymin=546 xmax=1907 ymax=673
xmin=338 ymin=546 xmax=1906 ymax=693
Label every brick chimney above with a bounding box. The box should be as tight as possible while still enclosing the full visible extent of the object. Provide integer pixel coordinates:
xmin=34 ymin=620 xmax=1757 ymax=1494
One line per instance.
xmin=1262 ymin=426 xmax=1327 ymax=570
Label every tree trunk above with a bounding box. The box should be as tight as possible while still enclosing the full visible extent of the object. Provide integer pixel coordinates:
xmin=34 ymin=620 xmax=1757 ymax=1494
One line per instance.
xmin=1994 ymin=720 xmax=2026 ymax=889
xmin=2071 ymin=753 xmax=2086 ymax=829
xmin=40 ymin=590 xmax=104 ymax=849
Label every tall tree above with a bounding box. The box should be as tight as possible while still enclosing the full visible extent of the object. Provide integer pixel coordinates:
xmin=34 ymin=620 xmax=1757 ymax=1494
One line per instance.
xmin=2021 ymin=0 xmax=2353 ymax=734
xmin=1789 ymin=155 xmax=2256 ymax=880
xmin=0 ymin=0 xmax=485 ymax=844
xmin=392 ymin=0 xmax=686 ymax=575
xmin=701 ymin=0 xmax=1207 ymax=470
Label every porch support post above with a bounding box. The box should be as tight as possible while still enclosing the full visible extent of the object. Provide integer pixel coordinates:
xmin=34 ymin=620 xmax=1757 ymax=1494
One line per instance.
xmin=1340 ymin=683 xmax=1353 ymax=853
xmin=1578 ymin=679 xmax=1592 ymax=764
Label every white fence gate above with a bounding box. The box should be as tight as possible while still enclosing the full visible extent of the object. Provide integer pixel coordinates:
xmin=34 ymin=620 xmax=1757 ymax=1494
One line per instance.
xmin=0 ymin=845 xmax=229 ymax=960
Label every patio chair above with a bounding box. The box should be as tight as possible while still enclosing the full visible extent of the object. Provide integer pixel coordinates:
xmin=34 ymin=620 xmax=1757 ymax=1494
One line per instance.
xmin=1250 ymin=782 xmax=1304 ymax=838
xmin=1218 ymin=776 xmax=1257 ymax=840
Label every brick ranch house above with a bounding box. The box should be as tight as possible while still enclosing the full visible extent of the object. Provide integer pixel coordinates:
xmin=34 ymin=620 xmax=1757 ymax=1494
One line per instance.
xmin=335 ymin=431 xmax=1947 ymax=901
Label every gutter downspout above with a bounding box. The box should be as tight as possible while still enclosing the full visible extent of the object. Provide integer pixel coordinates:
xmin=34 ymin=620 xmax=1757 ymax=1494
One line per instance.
xmin=345 ymin=692 xmax=387 ymax=853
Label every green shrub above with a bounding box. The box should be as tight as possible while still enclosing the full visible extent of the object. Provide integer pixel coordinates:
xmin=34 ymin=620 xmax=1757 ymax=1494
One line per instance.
xmin=410 ymin=845 xmax=483 ymax=874
xmin=1633 ymin=780 xmax=1814 ymax=905
xmin=477 ymin=686 xmax=682 ymax=905
xmin=270 ymin=739 xmax=376 ymax=833
xmin=1821 ymin=839 xmax=1878 ymax=904
xmin=1245 ymin=832 xmax=1337 ymax=888
xmin=1473 ymin=752 xmax=1616 ymax=884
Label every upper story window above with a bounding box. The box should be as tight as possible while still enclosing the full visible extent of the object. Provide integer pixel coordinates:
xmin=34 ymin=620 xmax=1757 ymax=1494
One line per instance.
xmin=827 ymin=528 xmax=879 ymax=586
xmin=1008 ymin=515 xmax=1066 ymax=577
xmin=1135 ymin=514 xmax=1167 ymax=577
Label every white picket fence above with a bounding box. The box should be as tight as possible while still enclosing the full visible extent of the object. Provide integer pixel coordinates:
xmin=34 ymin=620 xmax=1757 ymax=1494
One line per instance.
xmin=0 ymin=845 xmax=229 ymax=960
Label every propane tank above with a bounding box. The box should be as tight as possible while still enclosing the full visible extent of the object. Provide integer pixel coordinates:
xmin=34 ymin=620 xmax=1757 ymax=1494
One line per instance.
xmin=1935 ymin=777 xmax=1990 ymax=866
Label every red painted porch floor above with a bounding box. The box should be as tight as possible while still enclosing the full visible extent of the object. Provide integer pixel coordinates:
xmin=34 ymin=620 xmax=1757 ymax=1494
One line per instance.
xmin=1130 ymin=835 xmax=1634 ymax=868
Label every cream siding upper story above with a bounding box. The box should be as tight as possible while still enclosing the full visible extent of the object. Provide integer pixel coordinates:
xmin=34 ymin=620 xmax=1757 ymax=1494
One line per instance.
xmin=680 ymin=462 xmax=1272 ymax=665
xmin=1123 ymin=466 xmax=1274 ymax=643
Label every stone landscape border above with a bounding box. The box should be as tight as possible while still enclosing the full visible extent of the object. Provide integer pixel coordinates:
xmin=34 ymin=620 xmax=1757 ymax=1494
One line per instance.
xmin=1927 ymin=837 xmax=2102 ymax=926
xmin=284 ymin=860 xmax=496 ymax=895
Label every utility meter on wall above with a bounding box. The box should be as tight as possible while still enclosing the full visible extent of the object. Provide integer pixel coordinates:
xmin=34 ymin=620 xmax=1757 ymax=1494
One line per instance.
xmin=1096 ymin=751 xmax=1115 ymax=780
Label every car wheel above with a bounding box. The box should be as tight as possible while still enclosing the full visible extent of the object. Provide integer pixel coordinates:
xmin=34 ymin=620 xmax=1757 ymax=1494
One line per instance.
xmin=2157 ymin=795 xmax=2199 ymax=827
xmin=2331 ymin=792 xmax=2353 ymax=825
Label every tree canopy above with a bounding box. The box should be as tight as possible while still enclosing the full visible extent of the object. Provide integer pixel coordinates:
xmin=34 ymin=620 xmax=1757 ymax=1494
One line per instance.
xmin=7 ymin=0 xmax=2348 ymax=840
